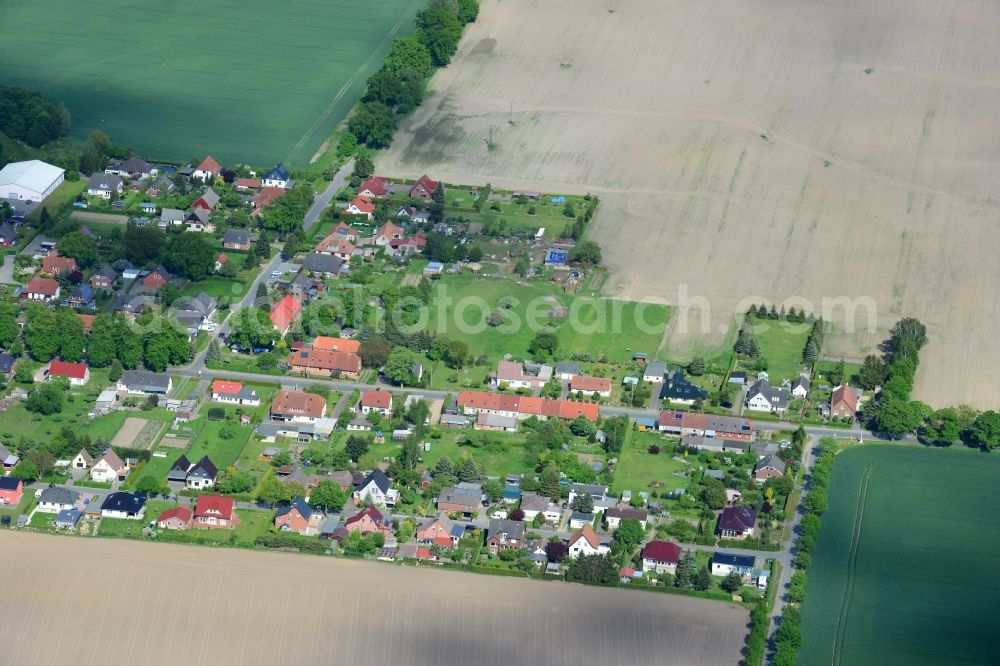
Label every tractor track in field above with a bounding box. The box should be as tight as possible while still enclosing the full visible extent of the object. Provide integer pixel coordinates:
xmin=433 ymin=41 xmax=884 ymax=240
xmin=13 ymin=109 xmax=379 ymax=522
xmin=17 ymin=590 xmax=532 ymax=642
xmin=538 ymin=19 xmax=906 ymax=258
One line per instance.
xmin=831 ymin=462 xmax=875 ymax=666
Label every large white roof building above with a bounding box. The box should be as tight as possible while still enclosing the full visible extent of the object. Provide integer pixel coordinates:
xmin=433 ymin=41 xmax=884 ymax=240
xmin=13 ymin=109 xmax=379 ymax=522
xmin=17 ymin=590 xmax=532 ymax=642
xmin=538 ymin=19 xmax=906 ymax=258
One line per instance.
xmin=0 ymin=159 xmax=65 ymax=201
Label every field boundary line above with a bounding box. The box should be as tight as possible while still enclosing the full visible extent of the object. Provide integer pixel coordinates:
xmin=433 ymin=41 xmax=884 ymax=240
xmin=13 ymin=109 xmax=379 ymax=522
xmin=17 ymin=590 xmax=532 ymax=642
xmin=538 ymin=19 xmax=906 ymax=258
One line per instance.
xmin=284 ymin=0 xmax=420 ymax=163
xmin=832 ymin=462 xmax=875 ymax=666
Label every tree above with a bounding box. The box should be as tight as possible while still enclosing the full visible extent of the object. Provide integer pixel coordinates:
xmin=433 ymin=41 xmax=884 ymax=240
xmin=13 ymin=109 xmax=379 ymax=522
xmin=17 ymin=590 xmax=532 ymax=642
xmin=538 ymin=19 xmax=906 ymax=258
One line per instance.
xmin=569 ymin=415 xmax=596 ymax=438
xmin=415 ymin=7 xmax=463 ymax=67
xmin=12 ymin=459 xmax=39 ymax=483
xmin=569 ymin=240 xmax=602 ymax=266
xmin=483 ymin=479 xmax=503 ymax=503
xmin=257 ymin=477 xmax=287 ymax=507
xmin=538 ymin=467 xmax=562 ymax=498
xmin=456 ymin=457 xmax=480 ymax=483
xmin=86 ymin=314 xmax=117 ymax=367
xmin=695 ymin=566 xmax=712 ymax=591
xmin=25 ymin=449 xmax=55 ymax=476
xmin=528 ymin=331 xmax=559 ymax=358
xmin=922 ymin=407 xmax=961 ymax=445
xmin=0 ymin=302 xmax=17 ymax=348
xmin=802 ymin=339 xmax=819 ymax=364
xmin=602 ymin=415 xmax=628 ymax=454
xmin=888 ymin=317 xmax=928 ymax=355
xmin=23 ymin=306 xmax=59 ymax=361
xmin=571 ymin=494 xmax=593 ymax=513
xmin=119 ymin=225 xmax=165 ymax=265
xmin=26 ymin=383 xmax=63 ymax=415
xmin=383 ymin=346 xmax=418 ymax=385
xmin=674 ymin=552 xmax=697 ymax=588
xmin=218 ymin=470 xmax=256 ymax=494
xmin=353 ymin=153 xmax=375 ymax=180
xmin=347 ymin=101 xmax=398 ymax=148
xmin=803 ymin=486 xmax=828 ymax=515
xmin=345 ymin=435 xmax=370 ymax=462
xmin=142 ymin=326 xmax=189 ymax=371
xmin=702 ymin=478 xmax=727 ymax=510
xmin=164 ymin=232 xmax=215 ymax=281
xmin=614 ymin=517 xmax=645 ymax=548
xmin=384 ymin=36 xmax=434 ymax=78
xmin=566 ymin=553 xmax=617 ymax=584
xmin=135 ymin=476 xmax=163 ymax=495
xmin=829 ymin=358 xmax=846 ymax=386
xmin=57 ymin=231 xmax=98 ymax=268
xmin=545 ymin=539 xmax=569 ymax=563
xmin=432 ymin=456 xmax=454 ymax=479
xmin=721 ymin=571 xmax=744 ymax=593
xmin=55 ymin=309 xmax=86 ymax=362
xmin=310 ymin=479 xmax=347 ymax=511
xmin=359 ymin=337 xmax=393 ymax=368
xmin=229 ymin=308 xmax=279 ymax=351
xmin=687 ymin=357 xmax=705 ymax=376
xmin=513 ymin=256 xmax=530 ymax=277
xmin=970 ymin=411 xmax=1000 ymax=450
xmin=456 ymin=0 xmax=479 ymax=23
xmin=873 ymin=397 xmax=929 ymax=437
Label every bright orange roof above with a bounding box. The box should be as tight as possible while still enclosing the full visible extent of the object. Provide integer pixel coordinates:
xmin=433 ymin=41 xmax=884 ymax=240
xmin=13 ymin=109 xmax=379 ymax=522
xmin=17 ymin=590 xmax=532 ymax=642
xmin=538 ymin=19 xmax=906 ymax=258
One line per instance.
xmin=313 ymin=336 xmax=361 ymax=353
xmin=269 ymin=295 xmax=301 ymax=331
xmin=212 ymin=380 xmax=242 ymax=395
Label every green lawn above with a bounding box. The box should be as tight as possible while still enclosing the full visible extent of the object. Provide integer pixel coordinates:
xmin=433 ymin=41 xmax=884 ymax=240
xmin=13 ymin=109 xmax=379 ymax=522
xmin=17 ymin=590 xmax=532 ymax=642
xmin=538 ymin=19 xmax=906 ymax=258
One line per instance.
xmin=612 ymin=430 xmax=690 ymax=495
xmin=180 ymin=274 xmax=256 ymax=301
xmin=798 ymin=445 xmax=1000 ymax=665
xmin=0 ymin=0 xmax=421 ymax=165
xmin=368 ymin=429 xmax=537 ymax=479
xmin=426 ymin=273 xmax=670 ymax=363
xmin=746 ymin=316 xmax=811 ymax=384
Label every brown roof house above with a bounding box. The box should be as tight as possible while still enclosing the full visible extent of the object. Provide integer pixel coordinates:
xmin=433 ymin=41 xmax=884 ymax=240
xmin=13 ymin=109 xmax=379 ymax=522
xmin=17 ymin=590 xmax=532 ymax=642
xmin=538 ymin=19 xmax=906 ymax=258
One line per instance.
xmin=830 ymin=384 xmax=860 ymax=419
xmin=717 ymin=506 xmax=757 ymax=540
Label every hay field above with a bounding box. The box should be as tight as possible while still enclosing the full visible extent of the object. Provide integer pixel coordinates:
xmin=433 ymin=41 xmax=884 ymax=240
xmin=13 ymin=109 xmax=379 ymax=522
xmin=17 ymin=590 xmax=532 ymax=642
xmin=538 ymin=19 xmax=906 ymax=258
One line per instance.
xmin=0 ymin=532 xmax=747 ymax=666
xmin=0 ymin=0 xmax=420 ymax=164
xmin=797 ymin=445 xmax=1000 ymax=664
xmin=379 ymin=0 xmax=1000 ymax=408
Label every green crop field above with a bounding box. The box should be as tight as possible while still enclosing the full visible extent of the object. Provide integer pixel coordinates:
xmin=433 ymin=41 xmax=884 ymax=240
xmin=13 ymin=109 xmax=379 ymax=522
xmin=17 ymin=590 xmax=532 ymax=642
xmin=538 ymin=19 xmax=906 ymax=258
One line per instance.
xmin=798 ymin=445 xmax=1000 ymax=665
xmin=0 ymin=0 xmax=420 ymax=165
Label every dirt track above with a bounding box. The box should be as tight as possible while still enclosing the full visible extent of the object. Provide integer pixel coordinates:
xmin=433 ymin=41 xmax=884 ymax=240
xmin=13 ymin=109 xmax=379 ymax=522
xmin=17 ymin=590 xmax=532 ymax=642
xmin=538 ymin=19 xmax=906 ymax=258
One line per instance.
xmin=379 ymin=0 xmax=1000 ymax=408
xmin=0 ymin=531 xmax=748 ymax=665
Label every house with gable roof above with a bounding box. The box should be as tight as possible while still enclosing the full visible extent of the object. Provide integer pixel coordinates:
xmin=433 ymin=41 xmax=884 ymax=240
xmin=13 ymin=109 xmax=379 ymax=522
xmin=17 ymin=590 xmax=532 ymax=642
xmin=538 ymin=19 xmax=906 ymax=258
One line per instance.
xmin=275 ymin=497 xmax=323 ymax=535
xmin=191 ymin=156 xmax=222 ymax=182
xmin=353 ymin=469 xmax=399 ymax=507
xmin=193 ymin=494 xmax=236 ymax=529
xmin=261 ymin=163 xmax=290 ymax=189
xmin=409 ymin=175 xmax=438 ymax=200
xmin=567 ymin=524 xmax=609 ymax=559
xmin=91 ymin=448 xmax=128 ymax=483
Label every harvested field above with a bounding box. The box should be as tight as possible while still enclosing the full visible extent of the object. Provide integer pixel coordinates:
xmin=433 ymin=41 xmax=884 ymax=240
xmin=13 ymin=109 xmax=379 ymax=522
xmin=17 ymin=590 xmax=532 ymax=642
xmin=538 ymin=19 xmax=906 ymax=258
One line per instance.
xmin=379 ymin=0 xmax=1000 ymax=408
xmin=798 ymin=445 xmax=1000 ymax=664
xmin=110 ymin=417 xmax=161 ymax=449
xmin=0 ymin=532 xmax=746 ymax=665
xmin=158 ymin=436 xmax=189 ymax=449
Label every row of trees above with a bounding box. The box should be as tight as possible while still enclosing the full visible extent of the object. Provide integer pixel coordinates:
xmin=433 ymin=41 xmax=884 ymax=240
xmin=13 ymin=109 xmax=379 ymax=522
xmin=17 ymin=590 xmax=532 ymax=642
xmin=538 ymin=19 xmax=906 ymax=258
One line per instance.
xmin=347 ymin=0 xmax=479 ymax=148
xmin=0 ymin=85 xmax=66 ymax=147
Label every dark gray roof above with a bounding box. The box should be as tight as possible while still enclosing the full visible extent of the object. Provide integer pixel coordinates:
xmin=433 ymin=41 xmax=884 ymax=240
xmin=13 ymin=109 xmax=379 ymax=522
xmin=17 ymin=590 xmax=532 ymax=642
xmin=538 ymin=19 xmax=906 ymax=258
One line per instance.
xmin=101 ymin=491 xmax=146 ymax=514
xmin=187 ymin=455 xmax=218 ymax=480
xmin=276 ymin=496 xmax=313 ymax=521
xmin=93 ymin=265 xmax=117 ymax=279
xmin=223 ymin=229 xmax=249 ymax=245
xmin=555 ymin=362 xmax=580 ymax=375
xmin=39 ymin=487 xmax=80 ymax=505
xmin=570 ymin=511 xmax=594 ymax=523
xmin=87 ymin=173 xmax=122 ymax=191
xmin=264 ymin=163 xmax=290 ymax=181
xmin=747 ymin=380 xmax=789 ymax=409
xmin=659 ymin=372 xmax=708 ymax=401
xmin=792 ymin=375 xmax=810 ymax=391
xmin=486 ymin=518 xmax=525 ymax=541
xmin=0 ymin=222 xmax=15 ymax=242
xmin=168 ymin=455 xmax=192 ymax=481
xmin=0 ymin=353 xmax=16 ymax=373
xmin=356 ymin=469 xmax=390 ymax=494
xmin=121 ymin=369 xmax=171 ymax=392
xmin=302 ymin=253 xmax=344 ymax=274
xmin=755 ymin=454 xmax=786 ymax=475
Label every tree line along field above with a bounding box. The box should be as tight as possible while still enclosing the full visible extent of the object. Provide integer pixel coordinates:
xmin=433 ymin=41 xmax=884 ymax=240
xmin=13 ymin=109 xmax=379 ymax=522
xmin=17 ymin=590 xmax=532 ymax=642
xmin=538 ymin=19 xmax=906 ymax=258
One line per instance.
xmin=797 ymin=445 xmax=1000 ymax=665
xmin=0 ymin=0 xmax=421 ymax=165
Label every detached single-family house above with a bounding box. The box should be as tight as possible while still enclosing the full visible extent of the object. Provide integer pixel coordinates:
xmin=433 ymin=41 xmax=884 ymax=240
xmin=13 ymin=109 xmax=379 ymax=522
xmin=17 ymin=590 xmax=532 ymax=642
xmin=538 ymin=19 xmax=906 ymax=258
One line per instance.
xmin=641 ymin=540 xmax=682 ymax=575
xmin=41 ymin=254 xmax=77 ymax=277
xmin=642 ymin=361 xmax=667 ymax=383
xmin=554 ymin=362 xmax=581 ymax=381
xmin=193 ymin=494 xmax=236 ymax=529
xmin=37 ymin=487 xmax=80 ymax=513
xmin=567 ymin=524 xmax=609 ymax=559
xmin=235 ymin=177 xmax=260 ymax=191
xmin=91 ymin=448 xmax=128 ymax=483
xmin=360 ymin=390 xmax=392 ymax=416
xmin=353 ymin=469 xmax=399 ymax=508
xmin=373 ymin=221 xmax=405 ymax=246
xmin=344 ymin=504 xmax=392 ymax=537
xmin=21 ymin=276 xmax=60 ymax=302
xmin=275 ymin=497 xmax=323 ymax=535
xmin=269 ymin=294 xmax=301 ymax=335
xmin=417 ymin=514 xmax=463 ymax=547
xmin=0 ymin=222 xmax=16 ymax=248
xmin=660 ymin=372 xmax=708 ymax=404
xmin=86 ymin=173 xmax=123 ymax=199
xmin=791 ymin=374 xmax=810 ymax=398
xmin=302 ymin=253 xmax=344 ymax=278
xmin=754 ymin=454 xmax=786 ymax=482
xmin=315 ymin=234 xmax=355 ymax=260
xmin=185 ymin=456 xmax=218 ymax=490
xmin=605 ymin=506 xmax=648 ymax=530
xmin=517 ymin=492 xmax=549 ymax=522
xmin=358 ymin=176 xmax=389 ymax=198
xmin=830 ymin=384 xmax=860 ymax=418
xmin=270 ymin=390 xmax=327 ymax=423
xmin=485 ymin=518 xmax=525 ymax=554
xmin=211 ymin=380 xmax=260 ymax=406
xmin=157 ymin=505 xmax=193 ymax=530
xmin=115 ymin=157 xmax=152 ymax=180
xmin=567 ymin=483 xmax=609 ymax=506
xmin=711 ymin=552 xmax=756 ymax=577
xmin=261 ymin=163 xmax=290 ymax=189
xmin=437 ymin=483 xmax=482 ymax=516
xmin=0 ymin=353 xmax=15 ymax=380
xmin=55 ymin=508 xmax=83 ymax=529
xmin=409 ymin=175 xmax=438 ymax=200
xmin=72 ymin=448 xmax=94 ymax=470
xmin=89 ymin=265 xmax=117 ymax=291
xmin=47 ymin=361 xmax=90 ymax=386
xmin=118 ymin=370 xmax=172 ymax=396
xmin=100 ymin=491 xmax=146 ymax=520
xmin=191 ymin=156 xmax=222 ymax=182
xmin=160 ymin=208 xmax=185 ymax=227
xmin=141 ymin=265 xmax=172 ymax=291
xmin=491 ymin=360 xmax=553 ymax=391
xmin=744 ymin=380 xmax=789 ymax=414
xmin=569 ymin=374 xmax=612 ymax=398
xmin=222 ymin=229 xmax=251 ymax=250
xmin=0 ymin=477 xmax=23 ymax=505
xmin=718 ymin=506 xmax=757 ymax=540
xmin=346 ymin=195 xmax=376 ymax=219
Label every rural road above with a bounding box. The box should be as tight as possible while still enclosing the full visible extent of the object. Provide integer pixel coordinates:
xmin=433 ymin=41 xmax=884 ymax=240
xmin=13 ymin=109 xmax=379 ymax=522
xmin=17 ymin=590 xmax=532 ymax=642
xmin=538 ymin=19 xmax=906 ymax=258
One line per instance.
xmin=0 ymin=255 xmax=14 ymax=284
xmin=304 ymin=160 xmax=353 ymax=232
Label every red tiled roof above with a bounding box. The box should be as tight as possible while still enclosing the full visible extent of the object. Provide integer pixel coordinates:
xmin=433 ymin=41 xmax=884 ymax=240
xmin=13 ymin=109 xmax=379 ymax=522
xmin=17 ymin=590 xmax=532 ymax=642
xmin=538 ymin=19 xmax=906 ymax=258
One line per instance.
xmin=48 ymin=361 xmax=88 ymax=380
xmin=570 ymin=375 xmax=612 ymax=392
xmin=196 ymin=156 xmax=221 ymax=174
xmin=569 ymin=524 xmax=600 ymax=549
xmin=831 ymin=384 xmax=859 ymax=413
xmin=194 ymin=495 xmax=235 ymax=521
xmin=315 ymin=235 xmax=355 ymax=255
xmin=376 ymin=221 xmax=405 ymax=240
xmin=312 ymin=337 xmax=361 ymax=353
xmin=77 ymin=314 xmax=95 ymax=333
xmin=253 ymin=187 xmax=286 ymax=209
xmin=159 ymin=506 xmax=193 ymax=524
xmin=216 ymin=253 xmax=228 ymax=264
xmin=345 ymin=504 xmax=384 ymax=526
xmin=42 ymin=255 xmax=77 ymax=275
xmin=26 ymin=276 xmax=59 ymax=295
xmin=358 ymin=176 xmax=389 ymax=197
xmin=269 ymin=294 xmax=301 ymax=331
xmin=456 ymin=391 xmax=599 ymax=422
xmin=361 ymin=390 xmax=392 ymax=409
xmin=212 ymin=380 xmax=242 ymax=396
xmin=349 ymin=195 xmax=376 ymax=214
xmin=235 ymin=178 xmax=260 ymax=189
xmin=287 ymin=349 xmax=361 ymax=374
xmin=642 ymin=540 xmax=681 ymax=564
xmin=412 ymin=175 xmax=438 ymax=192
xmin=271 ymin=390 xmax=326 ymax=419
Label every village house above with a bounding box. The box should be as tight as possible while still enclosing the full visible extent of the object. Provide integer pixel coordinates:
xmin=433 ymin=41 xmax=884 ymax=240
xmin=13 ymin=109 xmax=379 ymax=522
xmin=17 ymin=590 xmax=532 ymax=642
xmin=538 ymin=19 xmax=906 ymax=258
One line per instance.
xmin=192 ymin=187 xmax=220 ymax=212
xmin=270 ymin=390 xmax=327 ymax=423
xmin=659 ymin=372 xmax=709 ymax=404
xmin=100 ymin=491 xmax=146 ymax=520
xmin=301 ymin=253 xmax=345 ymax=278
xmin=0 ymin=222 xmax=16 ymax=248
xmin=437 ymin=483 xmax=482 ymax=516
xmin=185 ymin=456 xmax=218 ymax=490
xmin=373 ymin=221 xmax=405 ymax=246
xmin=89 ymin=265 xmax=117 ymax=291
xmin=41 ymin=254 xmax=77 ymax=277
xmin=830 ymin=384 xmax=860 ymax=418
xmin=118 ymin=369 xmax=172 ymax=395
xmin=251 ymin=186 xmax=286 ymax=217
xmin=315 ymin=233 xmax=355 ymax=260
xmin=211 ymin=380 xmax=261 ymax=406
xmin=261 ymin=163 xmax=290 ymax=189
xmin=141 ymin=265 xmax=172 ymax=291
xmin=0 ymin=477 xmax=23 ymax=506
xmin=604 ymin=506 xmax=648 ymax=530
xmin=46 ymin=360 xmax=90 ymax=386
xmin=491 ymin=360 xmax=553 ymax=390
xmin=360 ymin=390 xmax=392 ymax=416
xmin=191 ymin=156 xmax=222 ymax=182
xmin=485 ymin=518 xmax=525 ymax=554
xmin=457 ymin=391 xmax=600 ymax=422
xmin=717 ymin=506 xmax=757 ymax=540
xmin=234 ymin=177 xmax=260 ymax=191
xmin=416 ymin=514 xmax=463 ymax=547
xmin=185 ymin=207 xmax=210 ymax=232
xmin=193 ymin=495 xmax=236 ymax=529
xmin=554 ymin=362 xmax=581 ymax=381
xmin=0 ymin=353 xmax=15 ymax=381
xmin=91 ymin=448 xmax=128 ymax=483
xmin=754 ymin=454 xmax=786 ymax=482
xmin=791 ymin=374 xmax=811 ymax=398
xmin=37 ymin=487 xmax=80 ymax=513
xmin=21 ymin=276 xmax=60 ymax=302
xmin=711 ymin=552 xmax=756 ymax=578
xmin=275 ymin=497 xmax=323 ymax=535
xmin=409 ymin=174 xmax=438 ymax=200
xmin=641 ymin=540 xmax=682 ymax=575
xmin=286 ymin=348 xmax=362 ymax=379
xmin=160 ymin=208 xmax=185 ymax=227
xmin=744 ymin=379 xmax=789 ymax=413
xmin=642 ymin=361 xmax=667 ymax=383
xmin=567 ymin=524 xmax=610 ymax=559
xmin=71 ymin=448 xmax=93 ymax=470
xmin=214 ymin=254 xmax=229 ymax=272
xmin=86 ymin=173 xmax=123 ymax=199
xmin=222 ymin=229 xmax=251 ymax=250
xmin=344 ymin=504 xmax=392 ymax=537
xmin=353 ymin=469 xmax=399 ymax=508
xmin=358 ymin=176 xmax=389 ymax=198
xmin=346 ymin=195 xmax=376 ymax=219
xmin=55 ymin=508 xmax=82 ymax=529
xmin=569 ymin=374 xmax=612 ymax=398
xmin=657 ymin=410 xmax=755 ymax=441
xmin=475 ymin=412 xmax=518 ymax=432
xmin=157 ymin=505 xmax=193 ymax=530
xmin=269 ymin=294 xmax=301 ymax=335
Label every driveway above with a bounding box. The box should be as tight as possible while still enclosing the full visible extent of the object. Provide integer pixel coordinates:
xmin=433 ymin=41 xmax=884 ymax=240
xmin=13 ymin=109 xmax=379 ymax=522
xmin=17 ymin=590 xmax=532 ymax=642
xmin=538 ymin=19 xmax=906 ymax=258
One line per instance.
xmin=0 ymin=254 xmax=14 ymax=285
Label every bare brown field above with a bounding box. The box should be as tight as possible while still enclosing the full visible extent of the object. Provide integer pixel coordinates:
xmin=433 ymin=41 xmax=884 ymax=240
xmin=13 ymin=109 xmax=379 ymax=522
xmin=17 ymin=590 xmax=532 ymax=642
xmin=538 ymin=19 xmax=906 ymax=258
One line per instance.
xmin=110 ymin=417 xmax=152 ymax=447
xmin=379 ymin=0 xmax=1000 ymax=408
xmin=0 ymin=531 xmax=747 ymax=665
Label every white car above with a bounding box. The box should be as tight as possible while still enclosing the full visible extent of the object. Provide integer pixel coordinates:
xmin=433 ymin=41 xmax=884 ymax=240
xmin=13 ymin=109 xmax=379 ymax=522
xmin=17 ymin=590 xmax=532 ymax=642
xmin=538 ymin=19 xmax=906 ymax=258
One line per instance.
xmin=269 ymin=271 xmax=281 ymax=279
xmin=199 ymin=322 xmax=217 ymax=332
